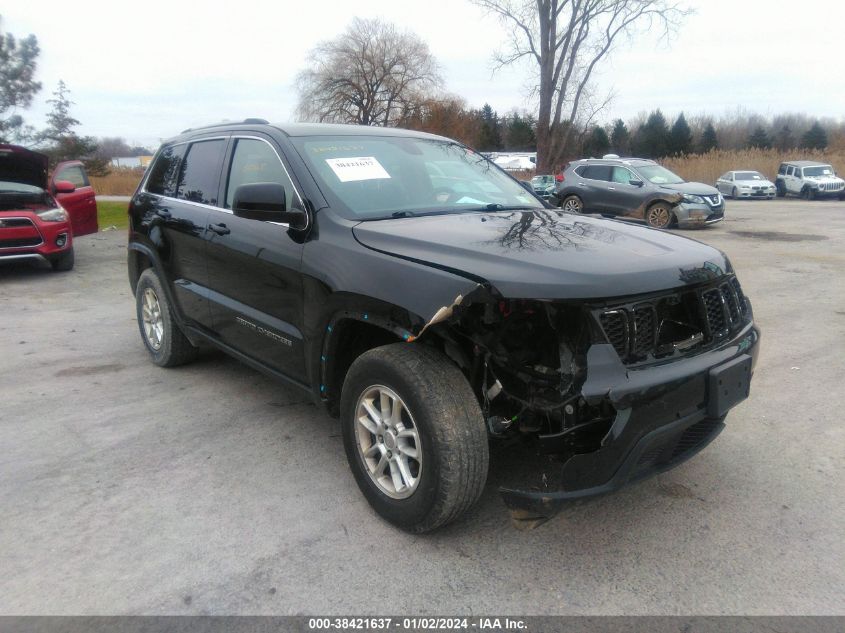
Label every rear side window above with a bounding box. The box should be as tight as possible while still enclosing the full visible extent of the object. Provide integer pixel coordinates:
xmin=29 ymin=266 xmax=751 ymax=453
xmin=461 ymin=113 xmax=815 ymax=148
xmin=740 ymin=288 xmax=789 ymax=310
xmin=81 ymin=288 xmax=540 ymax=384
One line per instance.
xmin=55 ymin=164 xmax=89 ymax=187
xmin=576 ymin=165 xmax=612 ymax=181
xmin=146 ymin=144 xmax=187 ymax=197
xmin=225 ymin=138 xmax=297 ymax=210
xmin=176 ymin=140 xmax=226 ymax=206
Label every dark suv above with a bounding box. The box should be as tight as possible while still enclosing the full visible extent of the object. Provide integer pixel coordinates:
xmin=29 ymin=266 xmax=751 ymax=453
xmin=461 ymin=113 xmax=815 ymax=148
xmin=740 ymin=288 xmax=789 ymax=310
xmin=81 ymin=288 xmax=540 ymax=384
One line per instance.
xmin=554 ymin=157 xmax=725 ymax=229
xmin=127 ymin=121 xmax=759 ymax=531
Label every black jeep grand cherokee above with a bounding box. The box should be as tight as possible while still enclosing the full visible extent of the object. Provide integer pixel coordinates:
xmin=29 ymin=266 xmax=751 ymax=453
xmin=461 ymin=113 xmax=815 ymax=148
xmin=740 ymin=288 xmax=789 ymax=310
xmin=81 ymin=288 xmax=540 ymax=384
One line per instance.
xmin=128 ymin=120 xmax=759 ymax=531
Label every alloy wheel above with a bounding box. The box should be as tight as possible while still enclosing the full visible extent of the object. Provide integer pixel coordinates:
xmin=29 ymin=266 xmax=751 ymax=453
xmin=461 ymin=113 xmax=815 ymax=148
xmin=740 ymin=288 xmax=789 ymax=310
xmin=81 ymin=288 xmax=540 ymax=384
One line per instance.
xmin=562 ymin=197 xmax=582 ymax=213
xmin=141 ymin=287 xmax=164 ymax=350
xmin=354 ymin=385 xmax=422 ymax=499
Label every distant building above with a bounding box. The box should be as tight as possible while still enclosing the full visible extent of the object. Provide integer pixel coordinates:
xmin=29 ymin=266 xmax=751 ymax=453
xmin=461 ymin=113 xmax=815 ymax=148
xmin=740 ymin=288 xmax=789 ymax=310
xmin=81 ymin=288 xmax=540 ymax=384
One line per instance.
xmin=110 ymin=156 xmax=153 ymax=169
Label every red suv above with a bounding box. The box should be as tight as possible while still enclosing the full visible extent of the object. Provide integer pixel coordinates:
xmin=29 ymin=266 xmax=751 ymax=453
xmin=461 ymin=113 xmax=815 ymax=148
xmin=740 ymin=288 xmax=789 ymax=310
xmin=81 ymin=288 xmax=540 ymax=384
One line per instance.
xmin=0 ymin=144 xmax=98 ymax=271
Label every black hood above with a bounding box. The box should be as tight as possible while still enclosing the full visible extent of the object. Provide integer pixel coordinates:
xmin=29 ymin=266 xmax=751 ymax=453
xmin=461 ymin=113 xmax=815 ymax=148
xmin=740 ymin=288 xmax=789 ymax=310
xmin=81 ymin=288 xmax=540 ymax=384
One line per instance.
xmin=352 ymin=209 xmax=731 ymax=300
xmin=0 ymin=144 xmax=49 ymax=190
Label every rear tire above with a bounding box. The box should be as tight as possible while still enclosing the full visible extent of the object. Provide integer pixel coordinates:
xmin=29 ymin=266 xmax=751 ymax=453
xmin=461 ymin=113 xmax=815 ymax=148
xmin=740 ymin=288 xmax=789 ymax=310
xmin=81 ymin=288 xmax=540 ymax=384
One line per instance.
xmin=50 ymin=248 xmax=74 ymax=272
xmin=560 ymin=195 xmax=584 ymax=213
xmin=135 ymin=269 xmax=198 ymax=367
xmin=340 ymin=343 xmax=489 ymax=533
xmin=645 ymin=202 xmax=674 ymax=229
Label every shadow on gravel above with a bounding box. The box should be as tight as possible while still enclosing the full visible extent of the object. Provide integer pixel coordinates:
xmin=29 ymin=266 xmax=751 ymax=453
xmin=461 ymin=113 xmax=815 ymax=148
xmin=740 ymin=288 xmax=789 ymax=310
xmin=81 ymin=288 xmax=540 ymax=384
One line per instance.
xmin=728 ymin=230 xmax=827 ymax=241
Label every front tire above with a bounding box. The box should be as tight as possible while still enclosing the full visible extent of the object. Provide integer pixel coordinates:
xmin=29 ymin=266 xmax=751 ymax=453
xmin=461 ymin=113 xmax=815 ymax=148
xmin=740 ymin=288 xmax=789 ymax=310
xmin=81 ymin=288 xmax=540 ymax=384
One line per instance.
xmin=135 ymin=269 xmax=198 ymax=367
xmin=776 ymin=181 xmax=786 ymax=197
xmin=340 ymin=343 xmax=489 ymax=533
xmin=731 ymin=187 xmax=738 ymax=200
xmin=560 ymin=195 xmax=584 ymax=213
xmin=50 ymin=248 xmax=74 ymax=271
xmin=645 ymin=202 xmax=674 ymax=229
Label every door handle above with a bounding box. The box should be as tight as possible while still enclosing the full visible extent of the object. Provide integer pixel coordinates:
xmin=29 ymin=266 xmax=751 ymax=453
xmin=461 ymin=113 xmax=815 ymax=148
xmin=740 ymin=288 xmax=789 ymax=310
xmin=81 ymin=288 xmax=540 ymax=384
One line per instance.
xmin=155 ymin=209 xmax=171 ymax=220
xmin=608 ymin=187 xmax=616 ymax=191
xmin=208 ymin=222 xmax=230 ymax=236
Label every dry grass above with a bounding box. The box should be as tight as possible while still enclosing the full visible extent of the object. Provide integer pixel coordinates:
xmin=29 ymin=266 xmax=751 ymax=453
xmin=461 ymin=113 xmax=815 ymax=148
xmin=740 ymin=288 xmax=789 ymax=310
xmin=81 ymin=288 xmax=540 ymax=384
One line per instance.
xmin=662 ymin=148 xmax=845 ymax=185
xmin=90 ymin=167 xmax=145 ymax=196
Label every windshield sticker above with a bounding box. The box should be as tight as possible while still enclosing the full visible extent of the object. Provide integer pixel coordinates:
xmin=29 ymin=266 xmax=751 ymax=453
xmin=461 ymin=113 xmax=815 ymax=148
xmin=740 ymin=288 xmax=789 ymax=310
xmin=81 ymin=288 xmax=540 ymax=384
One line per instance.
xmin=325 ymin=156 xmax=391 ymax=182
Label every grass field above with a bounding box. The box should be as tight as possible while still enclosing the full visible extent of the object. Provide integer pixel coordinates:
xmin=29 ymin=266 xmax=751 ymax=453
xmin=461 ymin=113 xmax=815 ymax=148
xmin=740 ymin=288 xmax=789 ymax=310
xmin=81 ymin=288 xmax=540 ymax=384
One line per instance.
xmin=97 ymin=200 xmax=129 ymax=230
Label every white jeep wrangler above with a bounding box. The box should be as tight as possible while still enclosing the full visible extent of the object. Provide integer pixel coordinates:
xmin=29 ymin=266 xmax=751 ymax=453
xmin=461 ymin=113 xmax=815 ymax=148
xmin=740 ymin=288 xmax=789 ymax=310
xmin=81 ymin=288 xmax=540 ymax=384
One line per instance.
xmin=775 ymin=160 xmax=845 ymax=200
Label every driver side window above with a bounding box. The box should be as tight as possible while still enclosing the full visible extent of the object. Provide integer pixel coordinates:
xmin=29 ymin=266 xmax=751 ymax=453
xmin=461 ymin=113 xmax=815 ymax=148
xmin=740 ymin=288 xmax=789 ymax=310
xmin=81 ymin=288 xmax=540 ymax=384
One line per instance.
xmin=611 ymin=167 xmax=635 ymax=184
xmin=225 ymin=138 xmax=298 ymax=210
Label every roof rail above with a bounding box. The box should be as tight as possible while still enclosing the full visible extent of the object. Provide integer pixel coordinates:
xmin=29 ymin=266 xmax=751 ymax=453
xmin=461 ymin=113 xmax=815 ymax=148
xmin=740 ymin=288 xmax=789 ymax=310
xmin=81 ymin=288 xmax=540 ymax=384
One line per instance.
xmin=180 ymin=118 xmax=269 ymax=134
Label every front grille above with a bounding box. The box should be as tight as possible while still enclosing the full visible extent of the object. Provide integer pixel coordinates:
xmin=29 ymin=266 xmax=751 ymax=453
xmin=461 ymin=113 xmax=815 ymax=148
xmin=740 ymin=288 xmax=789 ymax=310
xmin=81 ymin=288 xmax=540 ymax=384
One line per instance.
xmin=671 ymin=418 xmax=722 ymax=460
xmin=704 ymin=194 xmax=721 ymax=206
xmin=820 ymin=182 xmax=844 ymax=192
xmin=600 ymin=310 xmax=628 ymax=358
xmin=0 ymin=237 xmax=42 ymax=248
xmin=702 ymin=288 xmax=727 ymax=336
xmin=0 ymin=218 xmax=36 ymax=228
xmin=597 ymin=276 xmax=749 ymax=364
xmin=631 ymin=305 xmax=656 ymax=356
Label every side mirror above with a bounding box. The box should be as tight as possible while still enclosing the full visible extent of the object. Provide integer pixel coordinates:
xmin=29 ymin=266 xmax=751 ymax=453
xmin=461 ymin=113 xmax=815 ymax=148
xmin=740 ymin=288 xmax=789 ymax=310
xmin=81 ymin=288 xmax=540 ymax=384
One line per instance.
xmin=54 ymin=180 xmax=76 ymax=194
xmin=232 ymin=182 xmax=306 ymax=227
xmin=629 ymin=179 xmax=644 ymax=187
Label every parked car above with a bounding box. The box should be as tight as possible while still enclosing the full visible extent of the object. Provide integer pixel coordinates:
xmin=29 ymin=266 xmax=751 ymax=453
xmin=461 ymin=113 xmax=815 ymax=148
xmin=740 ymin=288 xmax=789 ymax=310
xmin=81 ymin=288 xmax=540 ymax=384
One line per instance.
xmin=50 ymin=159 xmax=99 ymax=236
xmin=553 ymin=157 xmax=724 ymax=229
xmin=530 ymin=174 xmax=556 ymax=200
xmin=0 ymin=144 xmax=78 ymax=271
xmin=716 ymin=170 xmax=776 ymax=199
xmin=128 ymin=121 xmax=759 ymax=531
xmin=774 ymin=160 xmax=845 ymax=200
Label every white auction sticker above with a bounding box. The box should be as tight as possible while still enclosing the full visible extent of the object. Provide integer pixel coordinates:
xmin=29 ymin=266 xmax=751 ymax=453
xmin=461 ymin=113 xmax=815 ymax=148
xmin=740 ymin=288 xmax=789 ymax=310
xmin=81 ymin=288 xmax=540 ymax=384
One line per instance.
xmin=325 ymin=156 xmax=391 ymax=182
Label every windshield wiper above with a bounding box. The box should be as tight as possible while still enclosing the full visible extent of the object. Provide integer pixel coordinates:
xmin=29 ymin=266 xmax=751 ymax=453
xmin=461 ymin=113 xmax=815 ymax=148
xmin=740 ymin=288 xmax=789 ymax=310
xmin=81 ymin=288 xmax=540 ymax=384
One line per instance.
xmin=390 ymin=210 xmax=416 ymax=218
xmin=471 ymin=204 xmax=537 ymax=212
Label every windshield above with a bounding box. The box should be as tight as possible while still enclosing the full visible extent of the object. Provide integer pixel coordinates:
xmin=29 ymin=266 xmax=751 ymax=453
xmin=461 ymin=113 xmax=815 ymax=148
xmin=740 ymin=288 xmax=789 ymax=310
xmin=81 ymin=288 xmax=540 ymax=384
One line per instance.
xmin=734 ymin=171 xmax=765 ymax=181
xmin=636 ymin=165 xmax=685 ymax=185
xmin=531 ymin=175 xmax=553 ymax=186
xmin=291 ymin=135 xmax=542 ymax=220
xmin=803 ymin=165 xmax=834 ymax=177
xmin=0 ymin=181 xmax=44 ymax=195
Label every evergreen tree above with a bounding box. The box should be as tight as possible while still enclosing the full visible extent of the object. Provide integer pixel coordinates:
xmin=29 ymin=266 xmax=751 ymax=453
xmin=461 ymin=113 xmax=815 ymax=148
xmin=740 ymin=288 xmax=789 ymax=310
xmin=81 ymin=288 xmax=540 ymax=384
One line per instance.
xmin=747 ymin=125 xmax=772 ymax=149
xmin=632 ymin=110 xmax=670 ymax=158
xmin=476 ymin=103 xmax=502 ymax=151
xmin=39 ymin=80 xmax=108 ymax=175
xmin=802 ymin=122 xmax=827 ymax=149
xmin=583 ymin=125 xmax=610 ymax=157
xmin=504 ymin=113 xmax=536 ymax=151
xmin=775 ymin=124 xmax=795 ymax=151
xmin=699 ymin=122 xmax=719 ymax=153
xmin=609 ymin=119 xmax=630 ymax=155
xmin=668 ymin=113 xmax=693 ymax=155
xmin=0 ymin=17 xmax=42 ymax=143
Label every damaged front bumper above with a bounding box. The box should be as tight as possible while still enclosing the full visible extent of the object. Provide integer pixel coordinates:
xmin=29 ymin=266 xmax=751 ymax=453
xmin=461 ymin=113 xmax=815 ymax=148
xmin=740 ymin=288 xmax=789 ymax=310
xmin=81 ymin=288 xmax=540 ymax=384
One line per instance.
xmin=498 ymin=321 xmax=760 ymax=521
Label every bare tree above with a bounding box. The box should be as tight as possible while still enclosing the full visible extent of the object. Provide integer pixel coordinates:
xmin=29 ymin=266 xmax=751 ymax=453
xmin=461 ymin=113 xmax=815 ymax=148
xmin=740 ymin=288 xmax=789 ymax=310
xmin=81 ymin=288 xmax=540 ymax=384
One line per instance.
xmin=472 ymin=0 xmax=690 ymax=173
xmin=296 ymin=17 xmax=442 ymax=127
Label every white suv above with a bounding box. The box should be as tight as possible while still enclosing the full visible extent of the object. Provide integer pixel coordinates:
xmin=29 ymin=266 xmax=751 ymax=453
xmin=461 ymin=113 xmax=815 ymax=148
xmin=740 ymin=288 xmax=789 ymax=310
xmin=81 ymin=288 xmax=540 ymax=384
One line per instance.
xmin=775 ymin=160 xmax=845 ymax=200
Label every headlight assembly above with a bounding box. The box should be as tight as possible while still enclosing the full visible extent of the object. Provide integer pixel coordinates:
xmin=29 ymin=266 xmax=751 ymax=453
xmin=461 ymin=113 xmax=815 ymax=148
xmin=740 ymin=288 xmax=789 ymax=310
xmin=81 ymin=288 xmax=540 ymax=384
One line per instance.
xmin=36 ymin=207 xmax=68 ymax=222
xmin=682 ymin=194 xmax=705 ymax=204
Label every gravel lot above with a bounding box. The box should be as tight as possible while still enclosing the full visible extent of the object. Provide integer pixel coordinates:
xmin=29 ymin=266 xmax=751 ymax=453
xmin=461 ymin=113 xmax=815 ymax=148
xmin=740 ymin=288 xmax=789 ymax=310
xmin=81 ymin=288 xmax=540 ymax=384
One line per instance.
xmin=1 ymin=199 xmax=843 ymax=615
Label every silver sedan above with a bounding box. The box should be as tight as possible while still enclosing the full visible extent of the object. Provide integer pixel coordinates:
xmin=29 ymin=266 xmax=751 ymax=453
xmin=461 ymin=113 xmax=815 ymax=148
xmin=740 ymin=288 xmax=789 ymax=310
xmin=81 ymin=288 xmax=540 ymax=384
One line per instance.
xmin=716 ymin=170 xmax=776 ymax=199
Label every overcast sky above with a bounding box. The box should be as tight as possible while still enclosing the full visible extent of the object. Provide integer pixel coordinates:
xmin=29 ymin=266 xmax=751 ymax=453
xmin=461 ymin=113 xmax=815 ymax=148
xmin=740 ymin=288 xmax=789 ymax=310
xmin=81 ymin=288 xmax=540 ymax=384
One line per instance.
xmin=5 ymin=0 xmax=844 ymax=148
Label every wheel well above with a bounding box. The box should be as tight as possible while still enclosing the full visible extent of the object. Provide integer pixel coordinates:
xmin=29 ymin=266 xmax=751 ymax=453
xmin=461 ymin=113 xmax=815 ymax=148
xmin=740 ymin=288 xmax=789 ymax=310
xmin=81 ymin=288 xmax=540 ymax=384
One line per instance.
xmin=128 ymin=249 xmax=153 ymax=293
xmin=324 ymin=319 xmax=404 ymax=415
